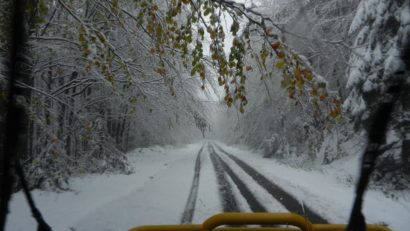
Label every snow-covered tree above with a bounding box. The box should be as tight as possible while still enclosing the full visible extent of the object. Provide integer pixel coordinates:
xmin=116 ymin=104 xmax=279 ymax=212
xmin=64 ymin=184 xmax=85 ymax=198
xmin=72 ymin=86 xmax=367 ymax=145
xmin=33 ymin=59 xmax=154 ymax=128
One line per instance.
xmin=344 ymin=0 xmax=410 ymax=189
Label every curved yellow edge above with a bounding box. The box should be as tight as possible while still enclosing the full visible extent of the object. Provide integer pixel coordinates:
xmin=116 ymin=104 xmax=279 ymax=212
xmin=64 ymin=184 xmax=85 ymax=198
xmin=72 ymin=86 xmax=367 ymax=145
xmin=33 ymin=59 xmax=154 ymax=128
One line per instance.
xmin=129 ymin=213 xmax=391 ymax=231
xmin=203 ymin=213 xmax=312 ymax=231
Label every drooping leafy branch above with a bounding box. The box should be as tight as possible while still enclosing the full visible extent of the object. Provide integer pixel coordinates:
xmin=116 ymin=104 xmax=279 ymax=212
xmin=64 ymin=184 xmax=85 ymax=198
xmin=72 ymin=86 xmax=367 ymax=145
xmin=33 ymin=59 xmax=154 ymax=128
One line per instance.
xmin=128 ymin=0 xmax=342 ymax=118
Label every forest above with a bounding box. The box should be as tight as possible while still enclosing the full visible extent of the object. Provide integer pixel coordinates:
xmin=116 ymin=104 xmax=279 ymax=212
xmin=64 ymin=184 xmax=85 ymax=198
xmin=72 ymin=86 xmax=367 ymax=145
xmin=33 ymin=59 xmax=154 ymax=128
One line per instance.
xmin=0 ymin=0 xmax=409 ymax=230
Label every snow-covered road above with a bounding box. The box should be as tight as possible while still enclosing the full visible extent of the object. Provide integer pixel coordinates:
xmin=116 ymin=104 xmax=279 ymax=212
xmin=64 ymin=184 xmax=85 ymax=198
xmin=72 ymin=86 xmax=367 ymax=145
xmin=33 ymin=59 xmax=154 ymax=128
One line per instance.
xmin=210 ymin=143 xmax=327 ymax=223
xmin=6 ymin=141 xmax=410 ymax=231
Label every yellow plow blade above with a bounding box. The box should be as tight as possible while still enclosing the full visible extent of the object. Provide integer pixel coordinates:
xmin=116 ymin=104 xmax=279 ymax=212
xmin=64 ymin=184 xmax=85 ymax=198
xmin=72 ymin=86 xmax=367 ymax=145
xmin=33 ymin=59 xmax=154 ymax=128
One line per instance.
xmin=129 ymin=213 xmax=390 ymax=231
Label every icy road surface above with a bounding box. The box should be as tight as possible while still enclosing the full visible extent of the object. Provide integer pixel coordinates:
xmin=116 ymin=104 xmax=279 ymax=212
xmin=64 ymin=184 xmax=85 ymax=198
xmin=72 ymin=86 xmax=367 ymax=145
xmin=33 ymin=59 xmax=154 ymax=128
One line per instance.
xmin=6 ymin=141 xmax=410 ymax=231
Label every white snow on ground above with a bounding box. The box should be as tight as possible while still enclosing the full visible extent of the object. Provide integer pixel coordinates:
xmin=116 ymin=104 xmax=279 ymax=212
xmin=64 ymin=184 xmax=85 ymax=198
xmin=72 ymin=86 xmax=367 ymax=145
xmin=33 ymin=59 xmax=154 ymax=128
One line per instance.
xmin=218 ymin=153 xmax=288 ymax=213
xmin=6 ymin=140 xmax=410 ymax=231
xmin=6 ymin=143 xmax=204 ymax=231
xmin=227 ymin=174 xmax=252 ymax=213
xmin=73 ymin=148 xmax=196 ymax=230
xmin=214 ymin=141 xmax=410 ymax=231
xmin=191 ymin=146 xmax=222 ymax=223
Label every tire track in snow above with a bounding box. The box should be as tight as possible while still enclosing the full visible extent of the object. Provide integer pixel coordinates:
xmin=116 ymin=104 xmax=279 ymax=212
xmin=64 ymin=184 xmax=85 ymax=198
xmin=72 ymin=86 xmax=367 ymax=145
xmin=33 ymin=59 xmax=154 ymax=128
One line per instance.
xmin=180 ymin=145 xmax=205 ymax=224
xmin=212 ymin=152 xmax=268 ymax=212
xmin=213 ymin=143 xmax=328 ymax=224
xmin=208 ymin=145 xmax=240 ymax=212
